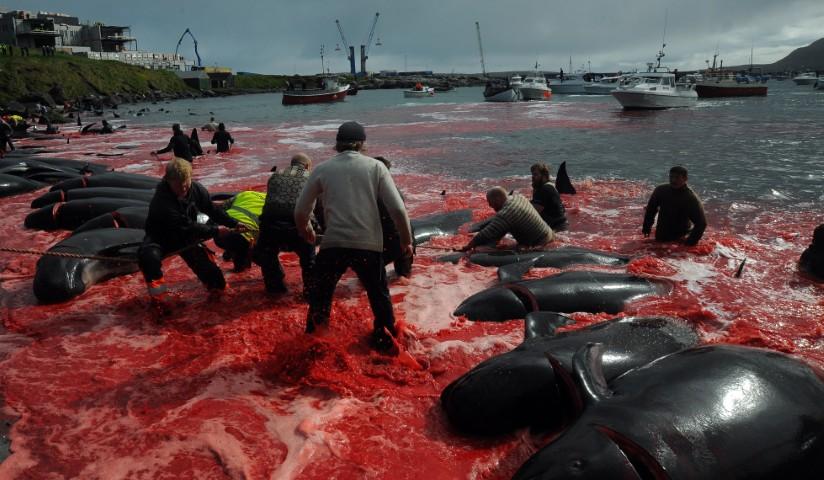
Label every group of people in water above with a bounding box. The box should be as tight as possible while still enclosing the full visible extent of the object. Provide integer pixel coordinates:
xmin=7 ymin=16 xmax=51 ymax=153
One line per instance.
xmin=149 ymin=121 xmax=235 ymax=161
xmin=138 ymin=119 xmax=821 ymax=353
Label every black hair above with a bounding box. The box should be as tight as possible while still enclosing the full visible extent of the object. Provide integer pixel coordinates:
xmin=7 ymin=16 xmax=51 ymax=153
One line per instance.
xmin=670 ymin=165 xmax=688 ymax=177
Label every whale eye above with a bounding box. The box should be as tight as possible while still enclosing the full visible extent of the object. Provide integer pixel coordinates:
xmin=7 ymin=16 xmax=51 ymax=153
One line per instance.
xmin=569 ymin=458 xmax=587 ymax=472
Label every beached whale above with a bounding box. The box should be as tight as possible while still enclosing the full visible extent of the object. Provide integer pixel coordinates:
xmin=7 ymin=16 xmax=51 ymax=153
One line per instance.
xmin=0 ymin=173 xmax=45 ymax=198
xmin=24 ymin=197 xmax=150 ymax=231
xmin=72 ymin=206 xmax=149 ymax=235
xmin=513 ymin=344 xmax=824 ymax=479
xmin=33 ymin=228 xmax=143 ymax=303
xmin=0 ymin=157 xmax=110 ymax=176
xmin=440 ymin=313 xmax=698 ymax=435
xmin=438 ymin=247 xmax=630 ymax=282
xmin=453 ymin=271 xmax=670 ymax=321
xmin=31 ymin=187 xmax=154 ymax=208
xmin=49 ymin=172 xmax=159 ymax=192
xmin=410 ymin=208 xmax=473 ymax=245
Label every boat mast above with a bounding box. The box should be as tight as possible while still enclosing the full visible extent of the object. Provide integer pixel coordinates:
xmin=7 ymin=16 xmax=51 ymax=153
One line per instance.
xmin=656 ymin=8 xmax=668 ymax=70
xmin=475 ymin=22 xmax=486 ymax=77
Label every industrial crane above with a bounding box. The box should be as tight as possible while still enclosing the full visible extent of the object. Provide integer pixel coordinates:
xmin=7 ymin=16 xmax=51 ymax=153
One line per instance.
xmin=335 ymin=19 xmax=356 ymax=76
xmin=175 ymin=28 xmax=202 ymax=68
xmin=360 ymin=12 xmax=380 ymax=76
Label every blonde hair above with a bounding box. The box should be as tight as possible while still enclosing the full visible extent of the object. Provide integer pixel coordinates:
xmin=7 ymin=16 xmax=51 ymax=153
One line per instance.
xmin=164 ymin=157 xmax=192 ymax=183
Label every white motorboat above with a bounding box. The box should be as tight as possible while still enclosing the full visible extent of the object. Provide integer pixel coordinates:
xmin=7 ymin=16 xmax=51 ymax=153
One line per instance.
xmin=548 ymin=73 xmax=589 ymax=94
xmin=518 ymin=74 xmax=552 ymax=100
xmin=612 ymin=71 xmax=697 ymax=109
xmin=509 ymin=75 xmax=523 ymax=88
xmin=793 ymin=72 xmax=818 ymax=86
xmin=611 ymin=44 xmax=697 ymax=109
xmin=583 ymin=75 xmax=623 ymax=95
xmin=403 ymin=85 xmax=435 ymax=98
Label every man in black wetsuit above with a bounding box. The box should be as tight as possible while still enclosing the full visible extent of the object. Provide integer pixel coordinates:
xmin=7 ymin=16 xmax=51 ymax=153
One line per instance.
xmin=138 ymin=158 xmax=245 ymax=312
xmin=530 ymin=162 xmax=568 ymax=231
xmin=151 ymin=123 xmax=193 ymax=162
xmin=210 ymin=123 xmax=235 ymax=153
xmin=0 ymin=118 xmax=13 ymax=157
xmin=799 ymin=224 xmax=824 ymax=280
xmin=642 ymin=166 xmax=707 ymax=246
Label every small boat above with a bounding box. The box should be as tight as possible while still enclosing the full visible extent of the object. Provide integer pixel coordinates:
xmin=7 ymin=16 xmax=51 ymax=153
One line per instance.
xmin=483 ymin=79 xmax=519 ymax=102
xmin=518 ymin=72 xmax=552 ymax=101
xmin=282 ymin=77 xmax=349 ymax=105
xmin=793 ymin=72 xmax=818 ymax=86
xmin=404 ymin=83 xmax=435 ymax=98
xmin=814 ymin=77 xmax=824 ymax=90
xmin=583 ymin=75 xmax=624 ymax=95
xmin=611 ymin=46 xmax=697 ymax=109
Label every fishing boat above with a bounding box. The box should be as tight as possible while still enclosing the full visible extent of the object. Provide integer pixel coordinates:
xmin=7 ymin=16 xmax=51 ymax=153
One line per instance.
xmin=694 ymin=53 xmax=768 ymax=98
xmin=611 ymin=46 xmax=697 ymax=109
xmin=282 ymin=77 xmax=349 ymax=105
xmin=404 ymin=83 xmax=435 ymax=98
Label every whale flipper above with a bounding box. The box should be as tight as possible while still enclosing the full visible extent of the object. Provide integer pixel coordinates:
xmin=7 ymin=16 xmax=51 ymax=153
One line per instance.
xmin=498 ymin=257 xmax=541 ymax=282
xmin=524 ymin=311 xmax=575 ymax=339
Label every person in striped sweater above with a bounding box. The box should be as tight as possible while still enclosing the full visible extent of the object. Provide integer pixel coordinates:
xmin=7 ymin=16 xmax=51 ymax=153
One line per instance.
xmin=458 ymin=187 xmax=553 ymax=252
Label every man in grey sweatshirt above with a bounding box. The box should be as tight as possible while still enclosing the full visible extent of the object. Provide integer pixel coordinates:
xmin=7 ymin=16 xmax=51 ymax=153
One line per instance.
xmin=294 ymin=121 xmax=413 ymax=353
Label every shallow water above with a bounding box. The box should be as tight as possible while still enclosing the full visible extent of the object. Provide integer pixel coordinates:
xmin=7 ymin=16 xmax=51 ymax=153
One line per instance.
xmin=0 ymin=82 xmax=823 ymax=478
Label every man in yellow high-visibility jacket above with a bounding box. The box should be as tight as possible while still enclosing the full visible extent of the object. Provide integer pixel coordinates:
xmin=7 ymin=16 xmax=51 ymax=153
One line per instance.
xmin=216 ymin=190 xmax=265 ymax=272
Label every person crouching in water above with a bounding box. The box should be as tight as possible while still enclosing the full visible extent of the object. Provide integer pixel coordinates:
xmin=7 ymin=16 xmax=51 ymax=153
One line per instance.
xmin=799 ymin=224 xmax=824 ymax=280
xmin=530 ymin=162 xmax=568 ymax=231
xmin=215 ymin=190 xmax=265 ymax=272
xmin=253 ymin=153 xmax=318 ymax=295
xmin=374 ymin=156 xmax=413 ymax=278
xmin=458 ymin=187 xmax=553 ymax=252
xmin=138 ymin=157 xmax=246 ymax=312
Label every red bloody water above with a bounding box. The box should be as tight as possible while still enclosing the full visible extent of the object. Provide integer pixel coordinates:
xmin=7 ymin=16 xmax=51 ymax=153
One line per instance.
xmin=0 ymin=120 xmax=822 ymax=479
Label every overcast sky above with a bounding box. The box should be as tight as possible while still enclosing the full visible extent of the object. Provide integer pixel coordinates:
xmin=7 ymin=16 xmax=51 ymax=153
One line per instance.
xmin=3 ymin=0 xmax=823 ymax=74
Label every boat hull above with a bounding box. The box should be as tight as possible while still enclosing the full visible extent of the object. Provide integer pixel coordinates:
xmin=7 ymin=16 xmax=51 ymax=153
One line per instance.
xmin=612 ymin=90 xmax=697 ymax=109
xmin=583 ymin=84 xmax=617 ymax=95
xmin=696 ymin=83 xmax=767 ymax=98
xmin=548 ymin=82 xmax=587 ymax=94
xmin=793 ymin=78 xmax=817 ymax=86
xmin=815 ymin=80 xmax=824 ymax=90
xmin=404 ymin=88 xmax=435 ymax=98
xmin=518 ymin=87 xmax=552 ymax=101
xmin=282 ymin=86 xmax=349 ymax=105
xmin=484 ymin=88 xmax=519 ymax=102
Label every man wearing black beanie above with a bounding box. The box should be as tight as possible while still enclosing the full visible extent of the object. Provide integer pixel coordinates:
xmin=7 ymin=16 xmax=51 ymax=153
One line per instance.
xmin=294 ymin=121 xmax=413 ymax=353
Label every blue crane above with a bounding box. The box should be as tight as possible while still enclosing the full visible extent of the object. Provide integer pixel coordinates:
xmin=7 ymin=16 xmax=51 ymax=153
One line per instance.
xmin=335 ymin=19 xmax=356 ymax=76
xmin=360 ymin=12 xmax=380 ymax=76
xmin=175 ymin=28 xmax=202 ymax=68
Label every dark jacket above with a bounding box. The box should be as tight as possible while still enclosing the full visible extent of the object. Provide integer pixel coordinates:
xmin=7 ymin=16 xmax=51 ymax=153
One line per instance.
xmin=643 ymin=184 xmax=707 ymax=245
xmin=531 ymin=182 xmax=568 ymax=230
xmin=144 ymin=180 xmax=238 ymax=251
xmin=156 ymin=132 xmax=193 ymax=162
xmin=211 ymin=130 xmax=234 ymax=153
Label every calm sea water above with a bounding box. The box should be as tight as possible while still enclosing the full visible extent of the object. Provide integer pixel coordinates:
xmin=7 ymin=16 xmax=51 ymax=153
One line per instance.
xmin=126 ymin=81 xmax=824 ymax=206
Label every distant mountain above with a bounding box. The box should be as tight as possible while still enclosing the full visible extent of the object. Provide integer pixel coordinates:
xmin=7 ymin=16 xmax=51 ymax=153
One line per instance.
xmin=764 ymin=37 xmax=824 ymax=72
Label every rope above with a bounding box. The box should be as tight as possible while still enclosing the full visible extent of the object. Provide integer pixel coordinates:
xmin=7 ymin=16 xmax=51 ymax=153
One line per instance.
xmin=0 ymin=246 xmax=138 ymax=263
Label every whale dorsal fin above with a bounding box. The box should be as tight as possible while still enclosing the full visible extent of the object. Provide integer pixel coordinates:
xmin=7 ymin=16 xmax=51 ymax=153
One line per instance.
xmin=572 ymin=343 xmax=612 ymax=405
xmin=524 ymin=312 xmax=574 ymax=339
xmin=555 ymin=161 xmax=576 ymax=195
xmin=497 ymin=257 xmax=541 ymax=283
xmin=595 ymin=425 xmax=670 ymax=480
xmin=545 ymin=352 xmax=584 ymax=421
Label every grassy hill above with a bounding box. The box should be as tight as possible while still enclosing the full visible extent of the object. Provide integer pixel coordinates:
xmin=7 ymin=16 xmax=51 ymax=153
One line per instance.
xmin=766 ymin=37 xmax=824 ymax=72
xmin=0 ymin=52 xmax=192 ymax=106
